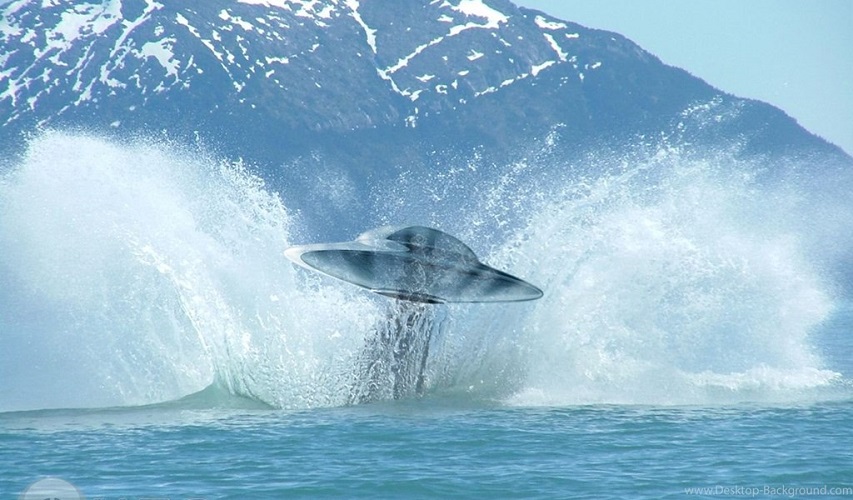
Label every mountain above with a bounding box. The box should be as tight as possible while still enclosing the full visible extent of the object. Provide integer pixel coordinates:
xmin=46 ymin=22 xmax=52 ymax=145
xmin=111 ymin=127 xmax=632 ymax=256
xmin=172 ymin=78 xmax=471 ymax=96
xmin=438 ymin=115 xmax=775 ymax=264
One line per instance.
xmin=1 ymin=0 xmax=850 ymax=231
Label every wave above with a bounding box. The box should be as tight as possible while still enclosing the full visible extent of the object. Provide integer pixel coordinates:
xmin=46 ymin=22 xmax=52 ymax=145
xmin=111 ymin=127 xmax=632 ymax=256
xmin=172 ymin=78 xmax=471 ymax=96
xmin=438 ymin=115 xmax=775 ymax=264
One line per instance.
xmin=0 ymin=130 xmax=850 ymax=411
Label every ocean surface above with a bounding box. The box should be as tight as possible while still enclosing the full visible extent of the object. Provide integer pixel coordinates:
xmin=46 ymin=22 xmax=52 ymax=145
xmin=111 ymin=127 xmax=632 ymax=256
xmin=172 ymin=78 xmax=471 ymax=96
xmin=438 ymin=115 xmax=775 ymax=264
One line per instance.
xmin=3 ymin=389 xmax=853 ymax=498
xmin=2 ymin=132 xmax=853 ymax=498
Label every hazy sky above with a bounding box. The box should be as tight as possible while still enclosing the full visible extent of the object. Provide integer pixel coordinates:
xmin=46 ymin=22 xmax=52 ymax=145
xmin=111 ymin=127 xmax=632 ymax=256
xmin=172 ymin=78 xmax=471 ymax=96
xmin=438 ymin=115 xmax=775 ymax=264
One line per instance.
xmin=515 ymin=0 xmax=853 ymax=156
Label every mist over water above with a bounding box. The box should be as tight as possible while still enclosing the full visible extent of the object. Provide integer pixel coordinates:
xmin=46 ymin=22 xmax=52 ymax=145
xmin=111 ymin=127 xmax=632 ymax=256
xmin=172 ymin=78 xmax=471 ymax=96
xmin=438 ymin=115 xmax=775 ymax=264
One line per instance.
xmin=0 ymin=130 xmax=850 ymax=412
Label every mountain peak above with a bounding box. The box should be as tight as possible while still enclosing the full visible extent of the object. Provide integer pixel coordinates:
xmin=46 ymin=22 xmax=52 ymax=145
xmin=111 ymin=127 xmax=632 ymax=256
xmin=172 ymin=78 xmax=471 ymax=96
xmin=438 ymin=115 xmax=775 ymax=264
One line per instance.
xmin=0 ymin=0 xmax=845 ymax=169
xmin=0 ymin=0 xmax=625 ymax=132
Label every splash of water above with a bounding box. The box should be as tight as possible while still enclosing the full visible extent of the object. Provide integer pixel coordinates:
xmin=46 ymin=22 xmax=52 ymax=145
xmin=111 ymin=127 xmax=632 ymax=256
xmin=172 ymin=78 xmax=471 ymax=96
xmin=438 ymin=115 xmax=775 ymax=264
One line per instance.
xmin=348 ymin=303 xmax=448 ymax=404
xmin=0 ymin=131 xmax=381 ymax=411
xmin=438 ymin=146 xmax=849 ymax=405
xmin=0 ymin=131 xmax=849 ymax=411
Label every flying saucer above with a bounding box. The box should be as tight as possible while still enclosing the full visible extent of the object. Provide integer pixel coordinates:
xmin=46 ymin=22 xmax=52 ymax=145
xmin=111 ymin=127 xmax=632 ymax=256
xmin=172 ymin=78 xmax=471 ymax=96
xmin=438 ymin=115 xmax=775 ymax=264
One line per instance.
xmin=285 ymin=225 xmax=543 ymax=303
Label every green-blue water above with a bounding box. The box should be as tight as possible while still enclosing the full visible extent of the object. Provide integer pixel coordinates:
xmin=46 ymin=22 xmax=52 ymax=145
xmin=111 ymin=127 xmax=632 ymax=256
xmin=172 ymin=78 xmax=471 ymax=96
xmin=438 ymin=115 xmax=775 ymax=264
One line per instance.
xmin=3 ymin=133 xmax=853 ymax=498
xmin=4 ymin=400 xmax=853 ymax=498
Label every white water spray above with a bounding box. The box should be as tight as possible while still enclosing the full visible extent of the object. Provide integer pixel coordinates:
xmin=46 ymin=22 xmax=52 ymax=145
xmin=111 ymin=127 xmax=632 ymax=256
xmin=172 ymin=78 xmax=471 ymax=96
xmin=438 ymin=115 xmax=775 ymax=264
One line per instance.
xmin=0 ymin=131 xmax=380 ymax=411
xmin=0 ymin=131 xmax=848 ymax=411
xmin=439 ymin=147 xmax=847 ymax=405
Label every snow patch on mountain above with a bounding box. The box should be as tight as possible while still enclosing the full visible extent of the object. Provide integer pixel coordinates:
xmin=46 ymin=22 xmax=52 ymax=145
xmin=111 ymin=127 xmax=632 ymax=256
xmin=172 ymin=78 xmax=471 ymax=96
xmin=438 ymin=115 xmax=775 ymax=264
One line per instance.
xmin=345 ymin=0 xmax=377 ymax=54
xmin=450 ymin=0 xmax=508 ymax=28
xmin=534 ymin=15 xmax=566 ymax=31
xmin=543 ymin=33 xmax=567 ymax=62
xmin=138 ymin=38 xmax=180 ymax=81
xmin=531 ymin=60 xmax=554 ymax=77
xmin=219 ymin=10 xmax=256 ymax=32
xmin=238 ymin=0 xmax=337 ymax=21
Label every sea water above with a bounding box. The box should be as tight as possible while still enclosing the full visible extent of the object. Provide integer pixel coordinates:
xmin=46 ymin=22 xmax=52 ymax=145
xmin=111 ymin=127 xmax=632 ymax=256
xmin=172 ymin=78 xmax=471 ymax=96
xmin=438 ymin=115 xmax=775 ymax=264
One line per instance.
xmin=1 ymin=131 xmax=852 ymax=498
xmin=3 ymin=393 xmax=853 ymax=498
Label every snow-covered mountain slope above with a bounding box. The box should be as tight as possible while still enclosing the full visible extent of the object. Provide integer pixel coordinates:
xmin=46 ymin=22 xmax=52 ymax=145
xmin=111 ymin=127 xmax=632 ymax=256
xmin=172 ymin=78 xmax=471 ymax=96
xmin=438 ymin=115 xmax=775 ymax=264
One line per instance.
xmin=1 ymin=0 xmax=847 ymax=168
xmin=1 ymin=0 xmax=617 ymax=129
